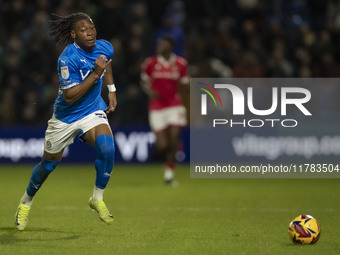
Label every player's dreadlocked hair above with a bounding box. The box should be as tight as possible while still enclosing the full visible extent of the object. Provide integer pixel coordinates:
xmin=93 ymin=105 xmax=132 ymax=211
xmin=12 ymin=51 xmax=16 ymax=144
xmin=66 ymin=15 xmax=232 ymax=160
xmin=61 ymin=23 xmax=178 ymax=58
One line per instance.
xmin=49 ymin=12 xmax=91 ymax=45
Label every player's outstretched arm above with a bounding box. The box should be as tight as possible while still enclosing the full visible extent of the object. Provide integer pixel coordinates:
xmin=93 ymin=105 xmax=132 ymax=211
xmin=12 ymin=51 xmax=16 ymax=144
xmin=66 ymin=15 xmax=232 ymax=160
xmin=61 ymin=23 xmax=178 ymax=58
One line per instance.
xmin=103 ymin=61 xmax=117 ymax=114
xmin=63 ymin=55 xmax=111 ymax=104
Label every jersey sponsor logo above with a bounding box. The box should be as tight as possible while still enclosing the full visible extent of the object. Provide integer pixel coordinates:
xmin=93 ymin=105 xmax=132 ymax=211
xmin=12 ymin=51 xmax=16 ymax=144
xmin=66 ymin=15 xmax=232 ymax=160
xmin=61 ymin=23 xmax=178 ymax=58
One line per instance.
xmin=80 ymin=70 xmax=90 ymax=80
xmin=171 ymin=65 xmax=178 ymax=72
xmin=152 ymin=71 xmax=180 ymax=80
xmin=61 ymin=66 xmax=69 ymax=79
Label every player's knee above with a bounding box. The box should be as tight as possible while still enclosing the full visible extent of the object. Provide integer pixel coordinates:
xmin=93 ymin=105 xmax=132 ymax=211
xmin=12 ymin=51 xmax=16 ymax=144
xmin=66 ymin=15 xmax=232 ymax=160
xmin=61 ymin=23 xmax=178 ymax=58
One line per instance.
xmin=95 ymin=134 xmax=115 ymax=165
xmin=42 ymin=157 xmax=60 ymax=174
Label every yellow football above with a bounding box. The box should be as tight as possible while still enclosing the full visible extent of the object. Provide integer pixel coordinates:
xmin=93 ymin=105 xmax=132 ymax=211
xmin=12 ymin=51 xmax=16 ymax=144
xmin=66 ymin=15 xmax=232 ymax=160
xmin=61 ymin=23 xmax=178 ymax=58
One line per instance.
xmin=288 ymin=215 xmax=321 ymax=244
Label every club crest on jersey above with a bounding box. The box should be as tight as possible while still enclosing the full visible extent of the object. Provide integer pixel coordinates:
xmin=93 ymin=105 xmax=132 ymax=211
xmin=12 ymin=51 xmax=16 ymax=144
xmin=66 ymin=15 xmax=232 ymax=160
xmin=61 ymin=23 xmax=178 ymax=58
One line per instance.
xmin=61 ymin=66 xmax=69 ymax=79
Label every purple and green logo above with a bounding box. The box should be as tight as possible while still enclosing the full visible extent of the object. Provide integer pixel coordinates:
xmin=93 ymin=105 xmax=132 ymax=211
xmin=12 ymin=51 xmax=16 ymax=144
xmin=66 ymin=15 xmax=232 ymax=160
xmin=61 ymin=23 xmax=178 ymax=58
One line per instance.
xmin=197 ymin=82 xmax=222 ymax=115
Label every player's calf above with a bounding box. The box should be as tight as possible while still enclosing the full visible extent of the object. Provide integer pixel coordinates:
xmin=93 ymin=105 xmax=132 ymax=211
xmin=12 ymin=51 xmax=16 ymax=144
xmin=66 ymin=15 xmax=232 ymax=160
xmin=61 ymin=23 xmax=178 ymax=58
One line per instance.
xmin=94 ymin=134 xmax=115 ymax=189
xmin=26 ymin=157 xmax=60 ymax=197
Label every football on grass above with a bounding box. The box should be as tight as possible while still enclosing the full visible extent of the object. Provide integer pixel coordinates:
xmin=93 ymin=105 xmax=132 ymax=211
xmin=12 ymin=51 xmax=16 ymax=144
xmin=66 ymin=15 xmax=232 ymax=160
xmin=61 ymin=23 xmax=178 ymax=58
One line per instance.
xmin=288 ymin=215 xmax=321 ymax=244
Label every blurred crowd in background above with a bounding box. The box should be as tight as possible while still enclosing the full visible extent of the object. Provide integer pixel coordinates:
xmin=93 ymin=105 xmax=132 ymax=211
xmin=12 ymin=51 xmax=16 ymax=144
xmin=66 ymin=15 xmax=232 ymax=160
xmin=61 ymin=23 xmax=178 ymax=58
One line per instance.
xmin=1 ymin=0 xmax=340 ymax=126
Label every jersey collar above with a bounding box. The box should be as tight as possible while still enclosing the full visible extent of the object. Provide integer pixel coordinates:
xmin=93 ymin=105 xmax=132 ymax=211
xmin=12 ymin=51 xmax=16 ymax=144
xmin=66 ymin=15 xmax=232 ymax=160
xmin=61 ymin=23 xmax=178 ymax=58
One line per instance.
xmin=73 ymin=42 xmax=96 ymax=55
xmin=157 ymin=53 xmax=176 ymax=67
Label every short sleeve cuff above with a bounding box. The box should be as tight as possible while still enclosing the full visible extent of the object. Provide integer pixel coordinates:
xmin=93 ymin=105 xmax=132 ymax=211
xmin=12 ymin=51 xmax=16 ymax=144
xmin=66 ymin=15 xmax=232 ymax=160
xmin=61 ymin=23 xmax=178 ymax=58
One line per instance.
xmin=61 ymin=82 xmax=79 ymax=90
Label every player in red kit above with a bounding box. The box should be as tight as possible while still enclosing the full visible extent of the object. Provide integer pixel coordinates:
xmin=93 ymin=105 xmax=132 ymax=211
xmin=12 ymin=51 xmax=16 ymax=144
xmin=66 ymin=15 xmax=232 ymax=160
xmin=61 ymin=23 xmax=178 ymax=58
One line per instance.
xmin=141 ymin=36 xmax=189 ymax=184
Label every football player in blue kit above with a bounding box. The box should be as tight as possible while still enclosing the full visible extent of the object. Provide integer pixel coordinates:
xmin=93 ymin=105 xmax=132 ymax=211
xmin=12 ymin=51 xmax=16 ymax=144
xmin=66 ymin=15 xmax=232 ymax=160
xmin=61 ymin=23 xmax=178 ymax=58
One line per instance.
xmin=15 ymin=12 xmax=117 ymax=230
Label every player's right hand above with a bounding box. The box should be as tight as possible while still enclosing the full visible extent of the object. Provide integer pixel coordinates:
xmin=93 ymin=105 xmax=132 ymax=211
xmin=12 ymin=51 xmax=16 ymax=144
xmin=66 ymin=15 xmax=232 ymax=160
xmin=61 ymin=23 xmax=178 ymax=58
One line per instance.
xmin=94 ymin=55 xmax=112 ymax=77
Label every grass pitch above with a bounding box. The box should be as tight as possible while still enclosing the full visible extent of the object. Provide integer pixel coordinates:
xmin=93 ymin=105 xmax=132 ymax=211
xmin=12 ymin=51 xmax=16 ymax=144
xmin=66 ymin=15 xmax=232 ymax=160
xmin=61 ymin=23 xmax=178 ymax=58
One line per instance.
xmin=0 ymin=164 xmax=340 ymax=255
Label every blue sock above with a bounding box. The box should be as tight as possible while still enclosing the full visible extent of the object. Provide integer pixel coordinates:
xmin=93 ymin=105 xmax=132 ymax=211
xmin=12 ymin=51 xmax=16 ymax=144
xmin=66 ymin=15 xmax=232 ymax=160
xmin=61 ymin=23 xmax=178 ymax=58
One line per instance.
xmin=94 ymin=134 xmax=115 ymax=189
xmin=26 ymin=157 xmax=60 ymax=197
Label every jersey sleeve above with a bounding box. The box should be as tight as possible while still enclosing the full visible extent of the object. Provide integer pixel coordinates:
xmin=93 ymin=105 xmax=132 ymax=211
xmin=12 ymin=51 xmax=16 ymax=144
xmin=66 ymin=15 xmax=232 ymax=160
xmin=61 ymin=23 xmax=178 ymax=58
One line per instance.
xmin=58 ymin=56 xmax=80 ymax=89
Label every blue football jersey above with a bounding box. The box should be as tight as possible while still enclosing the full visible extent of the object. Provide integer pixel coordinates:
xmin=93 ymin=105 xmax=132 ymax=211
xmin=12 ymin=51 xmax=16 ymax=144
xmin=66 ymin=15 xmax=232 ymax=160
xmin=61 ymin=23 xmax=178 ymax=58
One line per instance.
xmin=53 ymin=39 xmax=114 ymax=123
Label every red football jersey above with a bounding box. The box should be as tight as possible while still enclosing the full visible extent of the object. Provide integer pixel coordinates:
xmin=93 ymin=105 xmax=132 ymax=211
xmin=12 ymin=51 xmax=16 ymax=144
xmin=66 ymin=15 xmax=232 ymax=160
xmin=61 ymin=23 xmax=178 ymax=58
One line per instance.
xmin=141 ymin=54 xmax=189 ymax=110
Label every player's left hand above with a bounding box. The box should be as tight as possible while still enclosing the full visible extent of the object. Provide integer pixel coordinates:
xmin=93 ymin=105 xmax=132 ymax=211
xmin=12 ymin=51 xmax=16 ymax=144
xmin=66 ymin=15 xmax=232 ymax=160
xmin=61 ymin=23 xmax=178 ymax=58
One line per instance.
xmin=106 ymin=92 xmax=117 ymax=114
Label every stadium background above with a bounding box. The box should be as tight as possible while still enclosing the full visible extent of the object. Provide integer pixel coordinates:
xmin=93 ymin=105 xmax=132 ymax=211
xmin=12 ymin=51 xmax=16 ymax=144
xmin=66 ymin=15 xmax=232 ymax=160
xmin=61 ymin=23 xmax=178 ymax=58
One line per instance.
xmin=1 ymin=1 xmax=340 ymax=254
xmin=1 ymin=0 xmax=340 ymax=163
